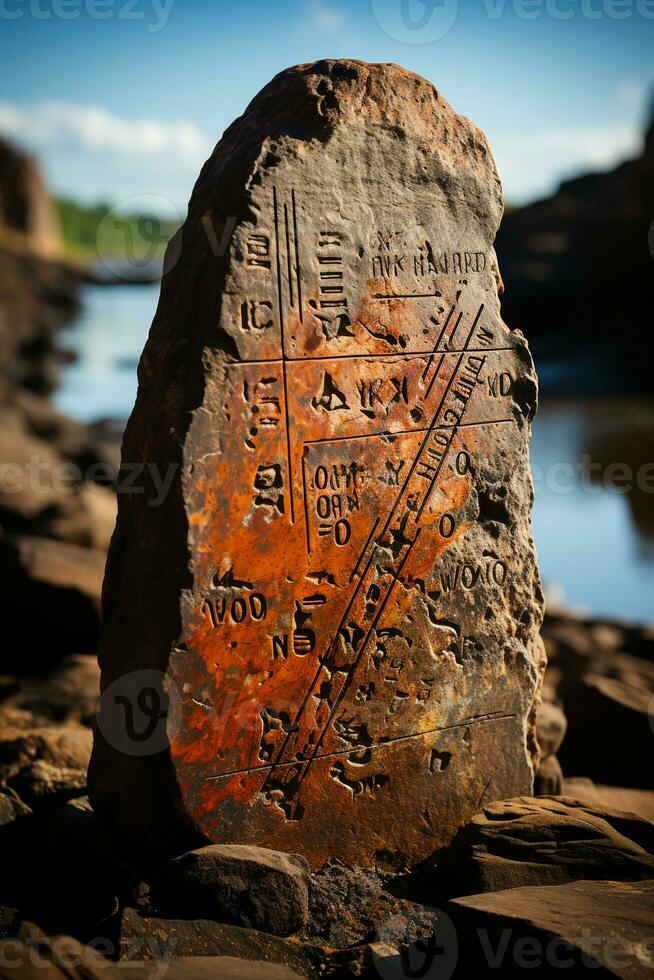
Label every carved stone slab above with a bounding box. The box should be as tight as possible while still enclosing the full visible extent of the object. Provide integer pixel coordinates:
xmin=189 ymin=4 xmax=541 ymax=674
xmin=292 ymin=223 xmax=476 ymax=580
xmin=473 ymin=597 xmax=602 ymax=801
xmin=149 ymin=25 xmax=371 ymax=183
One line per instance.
xmin=89 ymin=61 xmax=545 ymax=869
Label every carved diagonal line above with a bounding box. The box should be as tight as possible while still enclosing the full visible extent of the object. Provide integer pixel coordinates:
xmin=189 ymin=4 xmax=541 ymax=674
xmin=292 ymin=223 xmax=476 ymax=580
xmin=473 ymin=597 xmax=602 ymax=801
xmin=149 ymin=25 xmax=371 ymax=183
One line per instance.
xmin=420 ymin=303 xmax=455 ymax=382
xmin=205 ymin=711 xmax=516 ymax=781
xmin=273 ymin=185 xmax=296 ymax=524
xmin=293 ymin=527 xmax=423 ymax=791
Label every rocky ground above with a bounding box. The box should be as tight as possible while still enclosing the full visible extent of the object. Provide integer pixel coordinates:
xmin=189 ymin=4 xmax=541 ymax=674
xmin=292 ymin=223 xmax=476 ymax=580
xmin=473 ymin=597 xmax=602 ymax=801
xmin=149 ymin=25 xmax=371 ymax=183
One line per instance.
xmin=0 ymin=603 xmax=653 ymax=977
xmin=1 ymin=416 xmax=653 ymax=979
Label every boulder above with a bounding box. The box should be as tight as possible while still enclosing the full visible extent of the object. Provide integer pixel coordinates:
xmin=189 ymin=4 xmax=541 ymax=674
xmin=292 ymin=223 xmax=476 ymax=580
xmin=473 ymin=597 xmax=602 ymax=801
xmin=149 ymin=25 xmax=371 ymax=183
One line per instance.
xmin=0 ymin=923 xmax=304 ymax=980
xmin=0 ymin=246 xmax=79 ymax=395
xmin=0 ymin=417 xmax=88 ymax=544
xmin=79 ymin=485 xmax=116 ymax=552
xmin=534 ymin=754 xmax=563 ymax=796
xmin=0 ymin=722 xmax=92 ymax=811
xmin=557 ymin=655 xmax=654 ymax=789
xmin=0 ymin=790 xmax=31 ymax=828
xmin=153 ymin=844 xmax=310 ymax=937
xmin=536 ymin=701 xmax=567 ymax=758
xmin=0 ymin=391 xmax=117 ymax=549
xmin=448 ymin=879 xmax=654 ymax=977
xmin=0 ymin=924 xmax=114 ymax=980
xmin=562 ymin=778 xmax=654 ymax=824
xmin=118 ymin=907 xmax=321 ymax=976
xmin=0 ymin=535 xmax=103 ymax=667
xmin=0 ymin=138 xmax=79 ymax=396
xmin=90 ymin=58 xmax=545 ymax=870
xmin=116 ymin=959 xmax=302 ymax=980
xmin=440 ymin=795 xmax=654 ymax=895
xmin=7 ymin=656 xmax=100 ymax=726
xmin=11 ymin=389 xmax=116 ymax=481
xmin=541 ymin=610 xmax=654 ymax=789
xmin=0 ymin=138 xmax=62 ymax=259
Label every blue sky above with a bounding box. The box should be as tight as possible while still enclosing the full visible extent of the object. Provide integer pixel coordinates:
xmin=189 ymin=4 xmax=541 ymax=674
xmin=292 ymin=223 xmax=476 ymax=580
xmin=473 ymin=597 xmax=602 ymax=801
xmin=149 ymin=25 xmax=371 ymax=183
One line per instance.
xmin=1 ymin=0 xmax=653 ymax=211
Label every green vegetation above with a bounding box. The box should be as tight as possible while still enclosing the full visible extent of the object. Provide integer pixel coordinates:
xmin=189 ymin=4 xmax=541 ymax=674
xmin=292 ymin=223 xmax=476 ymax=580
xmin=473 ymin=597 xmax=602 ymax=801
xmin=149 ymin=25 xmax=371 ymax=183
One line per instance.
xmin=55 ymin=197 xmax=180 ymax=264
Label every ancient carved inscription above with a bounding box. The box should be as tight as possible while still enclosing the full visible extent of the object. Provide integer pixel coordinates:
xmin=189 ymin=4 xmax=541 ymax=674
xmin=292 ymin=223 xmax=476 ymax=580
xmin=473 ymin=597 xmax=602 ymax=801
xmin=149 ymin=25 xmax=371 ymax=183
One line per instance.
xmin=91 ymin=62 xmax=544 ymax=870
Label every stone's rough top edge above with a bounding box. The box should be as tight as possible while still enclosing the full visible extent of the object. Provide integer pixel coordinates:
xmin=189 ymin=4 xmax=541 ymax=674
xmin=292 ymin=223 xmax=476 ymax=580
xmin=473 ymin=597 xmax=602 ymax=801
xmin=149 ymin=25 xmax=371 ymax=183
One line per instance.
xmin=170 ymin=843 xmax=311 ymax=875
xmin=190 ymin=59 xmax=503 ymax=223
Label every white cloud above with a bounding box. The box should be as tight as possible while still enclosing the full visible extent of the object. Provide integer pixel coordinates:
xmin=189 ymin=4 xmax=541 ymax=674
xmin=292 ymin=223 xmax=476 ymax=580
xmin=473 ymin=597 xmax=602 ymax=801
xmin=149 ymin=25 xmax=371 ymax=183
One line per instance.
xmin=494 ymin=77 xmax=650 ymax=203
xmin=0 ymin=100 xmax=214 ymax=210
xmin=0 ymin=100 xmax=212 ymax=162
xmin=304 ymin=0 xmax=345 ymax=31
xmin=528 ymin=122 xmax=642 ymax=169
xmin=495 ymin=120 xmax=644 ymax=204
xmin=613 ymin=80 xmax=648 ymax=117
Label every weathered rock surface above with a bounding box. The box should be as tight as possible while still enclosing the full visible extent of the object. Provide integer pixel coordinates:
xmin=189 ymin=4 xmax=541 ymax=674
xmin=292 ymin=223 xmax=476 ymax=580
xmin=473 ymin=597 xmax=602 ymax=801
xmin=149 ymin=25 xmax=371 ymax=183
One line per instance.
xmin=0 ymin=246 xmax=79 ymax=396
xmin=0 ymin=536 xmax=103 ymax=668
xmin=0 ymin=721 xmax=91 ymax=811
xmin=448 ymin=879 xmax=654 ymax=977
xmin=541 ymin=609 xmax=654 ymax=789
xmin=116 ymin=958 xmax=303 ymax=980
xmin=0 ymin=138 xmax=62 ymax=260
xmin=153 ymin=844 xmax=309 ymax=936
xmin=118 ymin=907 xmax=394 ymax=978
xmin=0 ymin=790 xmax=31 ymax=828
xmin=441 ymin=795 xmax=654 ymax=895
xmin=0 ymin=138 xmax=80 ymax=396
xmin=0 ymin=389 xmax=117 ymax=549
xmin=536 ymin=701 xmax=567 ymax=758
xmin=118 ymin=907 xmax=323 ymax=975
xmin=89 ymin=59 xmax=544 ymax=868
xmin=534 ymin=753 xmax=563 ymax=796
xmin=559 ymin=667 xmax=653 ymax=789
xmin=6 ymin=656 xmax=100 ymax=726
xmin=0 ymin=925 xmax=304 ymax=980
xmin=0 ymin=416 xmax=85 ymax=542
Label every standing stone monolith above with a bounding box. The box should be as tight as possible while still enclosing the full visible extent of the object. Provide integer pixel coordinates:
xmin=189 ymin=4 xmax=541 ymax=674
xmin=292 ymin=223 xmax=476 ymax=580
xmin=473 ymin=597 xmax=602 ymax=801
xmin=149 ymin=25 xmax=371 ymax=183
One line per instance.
xmin=89 ymin=60 xmax=546 ymax=869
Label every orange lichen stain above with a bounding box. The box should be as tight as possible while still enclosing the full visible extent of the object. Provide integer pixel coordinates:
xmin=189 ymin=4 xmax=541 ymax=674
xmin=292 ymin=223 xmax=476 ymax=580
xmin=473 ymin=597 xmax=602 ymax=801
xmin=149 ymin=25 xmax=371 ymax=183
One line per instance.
xmin=165 ymin=273 xmax=520 ymax=865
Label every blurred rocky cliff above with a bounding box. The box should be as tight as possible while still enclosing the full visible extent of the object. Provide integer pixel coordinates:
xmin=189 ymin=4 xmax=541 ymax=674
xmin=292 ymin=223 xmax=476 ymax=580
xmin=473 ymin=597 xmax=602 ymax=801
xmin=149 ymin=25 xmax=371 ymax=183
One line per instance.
xmin=496 ymin=100 xmax=654 ymax=393
xmin=0 ymin=139 xmax=117 ymax=672
xmin=0 ymin=138 xmax=81 ymax=395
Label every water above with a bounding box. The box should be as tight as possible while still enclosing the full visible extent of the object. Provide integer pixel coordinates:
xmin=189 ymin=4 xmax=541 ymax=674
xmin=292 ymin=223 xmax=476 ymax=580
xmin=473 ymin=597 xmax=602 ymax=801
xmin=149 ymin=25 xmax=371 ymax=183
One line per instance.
xmin=530 ymin=401 xmax=654 ymax=621
xmin=55 ymin=283 xmax=161 ymax=423
xmin=54 ymin=284 xmax=654 ymax=623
